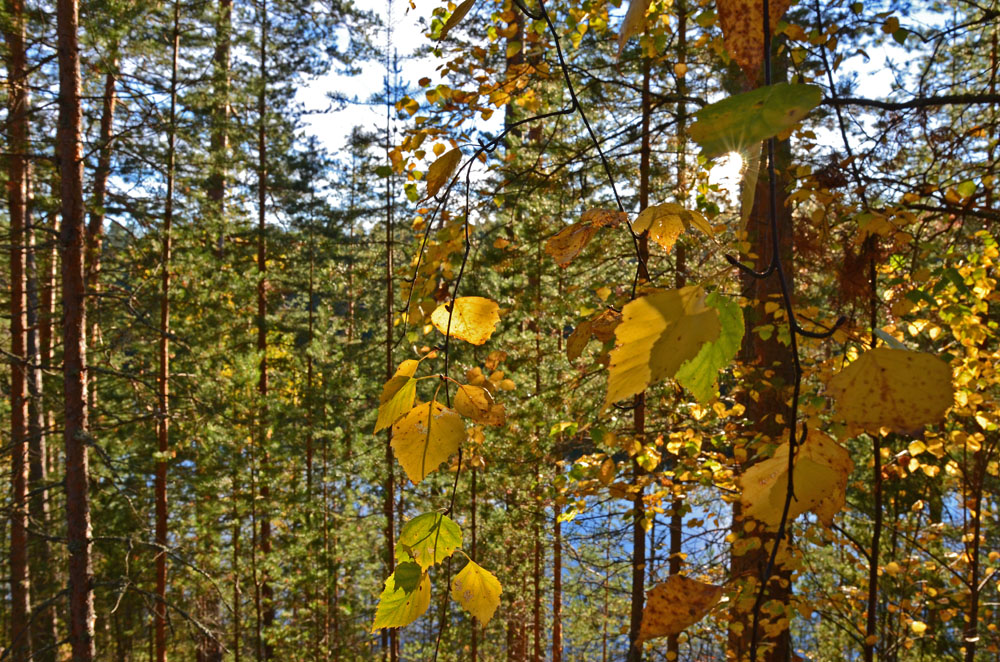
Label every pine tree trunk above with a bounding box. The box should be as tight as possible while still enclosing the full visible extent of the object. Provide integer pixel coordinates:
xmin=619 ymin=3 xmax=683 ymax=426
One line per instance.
xmin=208 ymin=0 xmax=231 ymax=253
xmin=85 ymin=65 xmax=118 ymax=415
xmin=5 ymin=0 xmax=33 ymax=653
xmin=155 ymin=4 xmax=180 ymax=659
xmin=57 ymin=0 xmax=96 ymax=654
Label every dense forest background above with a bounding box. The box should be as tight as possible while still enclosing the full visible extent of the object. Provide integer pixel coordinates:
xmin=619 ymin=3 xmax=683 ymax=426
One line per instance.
xmin=1 ymin=0 xmax=999 ymax=659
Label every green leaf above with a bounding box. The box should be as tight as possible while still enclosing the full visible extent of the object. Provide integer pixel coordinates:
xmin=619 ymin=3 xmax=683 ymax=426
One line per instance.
xmin=371 ymin=571 xmax=431 ymax=631
xmin=675 ymin=292 xmax=744 ymax=402
xmin=956 ymin=180 xmax=976 ymax=199
xmin=451 ymin=559 xmax=503 ymax=625
xmin=391 ymin=401 xmax=465 ymax=484
xmin=605 ymin=286 xmax=721 ymax=407
xmin=374 ymin=164 xmax=393 ymax=178
xmin=690 ymin=83 xmax=822 ymax=159
xmin=397 ymin=512 xmax=463 ymax=570
xmin=391 ymin=561 xmax=423 ymax=594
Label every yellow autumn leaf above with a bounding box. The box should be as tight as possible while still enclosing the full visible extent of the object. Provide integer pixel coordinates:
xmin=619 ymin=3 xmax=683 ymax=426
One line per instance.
xmin=566 ymin=319 xmax=593 ymax=361
xmin=454 ymin=384 xmax=505 ymax=426
xmin=739 ymin=431 xmax=854 ymax=529
xmin=439 ymin=0 xmax=475 ymax=40
xmin=605 ymin=287 xmax=721 ymax=407
xmin=374 ymin=360 xmax=420 ymax=433
xmin=451 ymin=559 xmax=502 ymax=625
xmin=632 ymin=203 xmax=714 ymax=252
xmin=826 ymin=348 xmax=954 ymax=434
xmin=391 ymin=401 xmax=465 ymax=484
xmin=426 ymin=148 xmax=462 ymax=198
xmin=910 ymin=620 xmax=928 ymax=635
xmin=638 ymin=575 xmax=724 ymax=641
xmin=431 ymin=296 xmax=500 ymax=345
xmin=545 ymin=209 xmax=626 ymax=268
xmin=371 ymin=570 xmax=431 ymax=631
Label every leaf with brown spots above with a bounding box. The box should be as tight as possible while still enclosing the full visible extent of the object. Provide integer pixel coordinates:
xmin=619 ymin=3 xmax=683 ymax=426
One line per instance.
xmin=545 ymin=209 xmax=627 ymax=268
xmin=638 ymin=575 xmax=725 ymax=640
xmin=717 ymin=0 xmax=795 ymax=81
xmin=826 ymin=348 xmax=953 ymax=434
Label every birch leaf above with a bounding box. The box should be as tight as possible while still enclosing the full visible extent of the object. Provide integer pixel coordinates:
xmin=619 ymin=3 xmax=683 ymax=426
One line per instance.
xmin=371 ymin=571 xmax=431 ymax=631
xmin=454 ymin=384 xmax=505 ymax=426
xmin=426 ymin=148 xmax=462 ymax=198
xmin=397 ymin=512 xmax=463 ymax=570
xmin=826 ymin=348 xmax=953 ymax=434
xmin=638 ymin=576 xmax=725 ymax=640
xmin=374 ymin=360 xmax=420 ymax=433
xmin=451 ymin=559 xmax=502 ymax=625
xmin=391 ymin=401 xmax=465 ymax=484
xmin=439 ymin=0 xmax=475 ymax=40
xmin=740 ymin=431 xmax=854 ymax=528
xmin=431 ymin=296 xmax=500 ymax=345
xmin=545 ymin=209 xmax=626 ymax=268
xmin=567 ymin=319 xmax=594 ymax=361
xmin=618 ymin=0 xmax=652 ymax=55
xmin=605 ymin=287 xmax=720 ymax=407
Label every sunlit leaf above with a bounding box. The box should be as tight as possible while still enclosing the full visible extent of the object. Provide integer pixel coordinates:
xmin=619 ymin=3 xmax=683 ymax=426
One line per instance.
xmin=439 ymin=0 xmax=475 ymax=40
xmin=691 ymin=84 xmax=822 ymax=159
xmin=740 ymin=431 xmax=853 ymax=528
xmin=375 ymin=360 xmax=421 ymax=433
xmin=426 ymin=148 xmax=462 ymax=198
xmin=717 ymin=0 xmax=795 ymax=80
xmin=451 ymin=559 xmax=502 ymax=625
xmin=826 ymin=348 xmax=953 ymax=433
xmin=567 ymin=319 xmax=594 ymax=361
xmin=371 ymin=570 xmax=431 ymax=631
xmin=454 ymin=384 xmax=505 ymax=426
xmin=545 ymin=209 xmax=626 ymax=268
xmin=431 ymin=296 xmax=500 ymax=345
xmin=632 ymin=203 xmax=714 ymax=252
xmin=617 ymin=0 xmax=652 ymax=55
xmin=675 ymin=293 xmax=744 ymax=402
xmin=391 ymin=401 xmax=465 ymax=484
xmin=605 ymin=287 xmax=721 ymax=407
xmin=397 ymin=512 xmax=463 ymax=570
xmin=638 ymin=575 xmax=724 ymax=640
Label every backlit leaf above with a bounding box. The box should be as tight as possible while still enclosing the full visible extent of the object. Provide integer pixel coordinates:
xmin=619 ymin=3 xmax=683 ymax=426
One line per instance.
xmin=567 ymin=319 xmax=594 ymax=361
xmin=397 ymin=512 xmax=463 ymax=570
xmin=632 ymin=203 xmax=714 ymax=252
xmin=675 ymin=293 xmax=744 ymax=402
xmin=391 ymin=401 xmax=465 ymax=484
xmin=454 ymin=384 xmax=505 ymax=426
xmin=451 ymin=559 xmax=502 ymax=625
xmin=371 ymin=571 xmax=431 ymax=631
xmin=426 ymin=148 xmax=462 ymax=198
xmin=691 ymin=84 xmax=822 ymax=159
xmin=638 ymin=575 xmax=724 ymax=640
xmin=605 ymin=287 xmax=721 ymax=407
xmin=618 ymin=0 xmax=652 ymax=56
xmin=375 ymin=360 xmax=421 ymax=433
xmin=545 ymin=209 xmax=626 ymax=268
xmin=431 ymin=296 xmax=500 ymax=345
xmin=826 ymin=348 xmax=953 ymax=433
xmin=439 ymin=0 xmax=475 ymax=40
xmin=739 ymin=431 xmax=853 ymax=528
xmin=717 ymin=0 xmax=795 ymax=80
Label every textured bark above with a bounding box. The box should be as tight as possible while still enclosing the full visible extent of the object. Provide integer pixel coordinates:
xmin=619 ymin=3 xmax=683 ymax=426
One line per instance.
xmin=57 ymin=0 xmax=96 ymax=656
xmin=551 ymin=487 xmax=562 ymax=662
xmin=5 ymin=0 xmax=33 ymax=654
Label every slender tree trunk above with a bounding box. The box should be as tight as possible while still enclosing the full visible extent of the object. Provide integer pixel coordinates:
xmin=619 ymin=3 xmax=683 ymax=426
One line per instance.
xmin=382 ymin=49 xmax=399 ymax=662
xmin=208 ymin=0 xmax=231 ymax=253
xmin=233 ymin=468 xmax=242 ymax=662
xmin=57 ymin=0 xmax=96 ymax=654
xmin=85 ymin=65 xmax=118 ymax=415
xmin=155 ymin=5 xmax=180 ymax=660
xmin=551 ymin=490 xmax=562 ymax=662
xmin=26 ymin=160 xmax=59 ymax=662
xmin=627 ymin=56 xmax=653 ymax=662
xmin=470 ymin=467 xmax=478 ymax=662
xmin=5 ymin=0 xmax=33 ymax=653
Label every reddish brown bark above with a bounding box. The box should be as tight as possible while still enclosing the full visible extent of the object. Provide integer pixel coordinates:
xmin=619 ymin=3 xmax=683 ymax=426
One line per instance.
xmin=57 ymin=0 xmax=97 ymax=655
xmin=5 ymin=0 xmax=33 ymax=654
